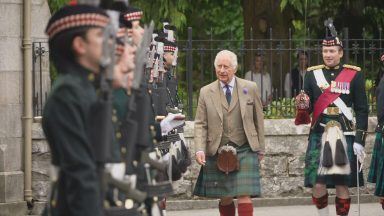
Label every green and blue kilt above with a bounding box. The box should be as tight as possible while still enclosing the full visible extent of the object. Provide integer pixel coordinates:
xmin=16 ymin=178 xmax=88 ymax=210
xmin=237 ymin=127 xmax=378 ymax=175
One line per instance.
xmin=304 ymin=132 xmax=364 ymax=188
xmin=368 ymin=132 xmax=384 ymax=196
xmin=193 ymin=144 xmax=261 ymax=198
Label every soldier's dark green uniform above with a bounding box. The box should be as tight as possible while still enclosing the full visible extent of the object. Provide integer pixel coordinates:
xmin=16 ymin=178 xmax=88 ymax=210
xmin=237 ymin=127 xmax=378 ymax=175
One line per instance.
xmin=303 ymin=62 xmax=368 ymax=215
xmin=42 ymin=5 xmax=109 ymax=216
xmin=303 ymin=64 xmax=368 ymax=150
xmin=368 ymin=72 xmax=384 ymax=209
xmin=43 ymin=65 xmax=102 ymax=216
xmin=304 ymin=64 xmax=368 ymax=188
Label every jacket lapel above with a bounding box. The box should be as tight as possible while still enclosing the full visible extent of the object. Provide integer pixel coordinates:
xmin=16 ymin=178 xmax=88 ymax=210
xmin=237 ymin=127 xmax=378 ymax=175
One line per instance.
xmin=210 ymin=80 xmax=223 ymax=121
xmin=236 ymin=77 xmax=247 ymax=119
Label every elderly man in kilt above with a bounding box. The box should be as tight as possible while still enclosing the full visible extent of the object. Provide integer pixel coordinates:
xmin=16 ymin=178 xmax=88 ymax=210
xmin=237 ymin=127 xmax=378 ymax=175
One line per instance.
xmin=367 ymin=54 xmax=384 ymax=211
xmin=194 ymin=50 xmax=265 ymax=216
xmin=301 ymin=26 xmax=368 ymax=215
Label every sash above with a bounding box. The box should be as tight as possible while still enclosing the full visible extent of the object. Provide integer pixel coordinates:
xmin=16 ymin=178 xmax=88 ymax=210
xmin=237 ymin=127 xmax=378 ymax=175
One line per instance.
xmin=311 ymin=68 xmax=357 ymax=126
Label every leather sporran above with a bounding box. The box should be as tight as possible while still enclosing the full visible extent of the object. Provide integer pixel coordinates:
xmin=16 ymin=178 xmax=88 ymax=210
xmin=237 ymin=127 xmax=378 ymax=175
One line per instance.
xmin=217 ymin=145 xmax=239 ymax=174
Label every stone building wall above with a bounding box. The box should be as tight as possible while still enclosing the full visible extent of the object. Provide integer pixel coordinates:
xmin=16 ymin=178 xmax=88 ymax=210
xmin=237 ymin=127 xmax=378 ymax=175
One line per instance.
xmin=0 ymin=0 xmax=50 ymax=215
xmin=173 ymin=118 xmax=377 ymax=198
xmin=32 ymin=118 xmax=377 ymax=208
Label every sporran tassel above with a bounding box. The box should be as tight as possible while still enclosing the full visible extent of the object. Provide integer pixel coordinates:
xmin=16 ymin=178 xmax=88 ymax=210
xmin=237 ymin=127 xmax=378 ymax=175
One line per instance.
xmin=322 ymin=141 xmax=333 ymax=168
xmin=335 ymin=138 xmax=347 ymax=166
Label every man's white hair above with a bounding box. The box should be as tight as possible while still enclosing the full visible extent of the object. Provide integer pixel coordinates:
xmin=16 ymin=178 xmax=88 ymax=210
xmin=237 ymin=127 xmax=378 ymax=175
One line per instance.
xmin=214 ymin=50 xmax=238 ymax=69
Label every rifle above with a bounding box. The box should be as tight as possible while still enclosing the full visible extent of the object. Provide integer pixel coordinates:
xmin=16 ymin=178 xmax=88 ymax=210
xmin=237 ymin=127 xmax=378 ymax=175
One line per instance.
xmin=146 ymin=33 xmax=158 ymax=70
xmin=154 ymin=37 xmax=166 ymax=82
xmin=77 ymin=2 xmax=115 ymax=163
xmin=116 ymin=21 xmax=155 ymax=188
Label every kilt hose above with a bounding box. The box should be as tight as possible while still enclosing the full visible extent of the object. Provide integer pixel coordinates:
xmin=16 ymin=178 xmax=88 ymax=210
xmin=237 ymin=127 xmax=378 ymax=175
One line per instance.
xmin=304 ymin=132 xmax=364 ymax=188
xmin=368 ymin=132 xmax=384 ymax=197
xmin=193 ymin=144 xmax=261 ymax=198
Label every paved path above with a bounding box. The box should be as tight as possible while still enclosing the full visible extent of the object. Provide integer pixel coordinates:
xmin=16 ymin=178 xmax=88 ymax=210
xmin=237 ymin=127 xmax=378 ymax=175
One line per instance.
xmin=167 ymin=203 xmax=383 ymax=216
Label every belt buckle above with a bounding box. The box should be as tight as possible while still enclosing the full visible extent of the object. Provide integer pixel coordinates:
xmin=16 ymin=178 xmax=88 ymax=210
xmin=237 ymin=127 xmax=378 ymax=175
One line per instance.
xmin=324 ymin=120 xmax=341 ymax=131
xmin=327 ymin=107 xmax=339 ymax=115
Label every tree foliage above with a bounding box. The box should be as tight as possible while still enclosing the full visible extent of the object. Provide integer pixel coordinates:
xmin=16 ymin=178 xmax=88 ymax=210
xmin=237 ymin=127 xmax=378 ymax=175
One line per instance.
xmin=48 ymin=0 xmax=70 ymax=13
xmin=129 ymin=0 xmax=243 ymax=40
xmin=280 ymin=0 xmax=384 ymax=38
xmin=130 ymin=0 xmax=188 ymax=31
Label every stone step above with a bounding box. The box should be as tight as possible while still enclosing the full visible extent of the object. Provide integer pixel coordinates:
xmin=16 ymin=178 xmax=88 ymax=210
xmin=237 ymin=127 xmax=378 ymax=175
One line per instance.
xmin=166 ymin=194 xmax=377 ymax=211
xmin=0 ymin=201 xmax=27 ymax=216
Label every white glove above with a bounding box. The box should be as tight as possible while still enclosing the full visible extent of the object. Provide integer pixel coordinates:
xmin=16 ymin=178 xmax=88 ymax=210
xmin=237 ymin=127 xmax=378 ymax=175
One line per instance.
xmin=160 ymin=113 xmax=185 ymax=135
xmin=353 ymin=142 xmax=366 ymax=164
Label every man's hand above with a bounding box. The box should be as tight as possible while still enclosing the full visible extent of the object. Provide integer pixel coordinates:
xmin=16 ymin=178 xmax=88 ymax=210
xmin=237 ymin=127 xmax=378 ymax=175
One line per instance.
xmin=160 ymin=113 xmax=185 ymax=135
xmin=381 ymin=54 xmax=384 ymax=62
xmin=353 ymin=142 xmax=365 ymax=163
xmin=195 ymin=151 xmax=206 ymax=166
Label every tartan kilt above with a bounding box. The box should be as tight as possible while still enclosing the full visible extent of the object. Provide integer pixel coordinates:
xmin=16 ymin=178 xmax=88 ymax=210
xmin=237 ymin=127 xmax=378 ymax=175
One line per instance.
xmin=304 ymin=132 xmax=364 ymax=188
xmin=368 ymin=132 xmax=384 ymax=196
xmin=193 ymin=144 xmax=261 ymax=198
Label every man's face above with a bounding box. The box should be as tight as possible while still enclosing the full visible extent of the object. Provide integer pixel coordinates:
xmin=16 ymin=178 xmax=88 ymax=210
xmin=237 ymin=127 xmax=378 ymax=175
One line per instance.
xmin=80 ymin=28 xmax=104 ymax=72
xmin=322 ymin=46 xmax=343 ymax=67
xmin=128 ymin=20 xmax=144 ymax=46
xmin=164 ymin=52 xmax=174 ymax=67
xmin=298 ymin=54 xmax=308 ymax=69
xmin=255 ymin=56 xmax=263 ymax=71
xmin=215 ymin=55 xmax=236 ymax=84
xmin=113 ymin=43 xmax=136 ymax=89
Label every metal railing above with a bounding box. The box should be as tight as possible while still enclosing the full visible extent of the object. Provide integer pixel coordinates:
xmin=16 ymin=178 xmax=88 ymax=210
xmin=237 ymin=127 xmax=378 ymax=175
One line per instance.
xmin=32 ymin=27 xmax=384 ymax=119
xmin=176 ymin=27 xmax=384 ymax=119
xmin=32 ymin=42 xmax=50 ymax=116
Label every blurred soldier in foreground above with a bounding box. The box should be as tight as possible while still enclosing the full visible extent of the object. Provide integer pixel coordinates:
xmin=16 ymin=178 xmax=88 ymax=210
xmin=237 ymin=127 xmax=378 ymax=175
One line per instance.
xmin=42 ymin=4 xmax=110 ymax=215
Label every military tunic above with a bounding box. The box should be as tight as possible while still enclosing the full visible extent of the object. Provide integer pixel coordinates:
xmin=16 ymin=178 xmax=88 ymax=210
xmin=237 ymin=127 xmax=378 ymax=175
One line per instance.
xmin=303 ymin=64 xmax=368 ymax=188
xmin=42 ymin=63 xmax=103 ymax=216
xmin=368 ymin=75 xmax=384 ymax=196
xmin=110 ymin=88 xmax=130 ymax=162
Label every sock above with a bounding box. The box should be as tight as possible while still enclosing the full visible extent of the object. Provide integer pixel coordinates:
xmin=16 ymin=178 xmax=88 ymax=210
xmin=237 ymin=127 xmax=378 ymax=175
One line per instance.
xmin=219 ymin=201 xmax=235 ymax=216
xmin=335 ymin=197 xmax=351 ymax=216
xmin=238 ymin=203 xmax=253 ymax=216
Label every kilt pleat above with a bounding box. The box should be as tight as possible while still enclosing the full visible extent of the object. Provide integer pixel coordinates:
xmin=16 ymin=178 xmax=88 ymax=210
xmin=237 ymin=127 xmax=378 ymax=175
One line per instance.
xmin=193 ymin=144 xmax=261 ymax=198
xmin=304 ymin=132 xmax=364 ymax=188
xmin=368 ymin=132 xmax=384 ymax=196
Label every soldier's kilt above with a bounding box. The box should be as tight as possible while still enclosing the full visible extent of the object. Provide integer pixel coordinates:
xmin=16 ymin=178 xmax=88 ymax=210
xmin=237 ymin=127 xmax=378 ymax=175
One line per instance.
xmin=193 ymin=144 xmax=261 ymax=198
xmin=304 ymin=132 xmax=364 ymax=188
xmin=368 ymin=132 xmax=384 ymax=196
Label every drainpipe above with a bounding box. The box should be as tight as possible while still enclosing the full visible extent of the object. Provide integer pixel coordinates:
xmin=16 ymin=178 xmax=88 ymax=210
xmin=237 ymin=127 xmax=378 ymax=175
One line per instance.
xmin=22 ymin=0 xmax=33 ymax=205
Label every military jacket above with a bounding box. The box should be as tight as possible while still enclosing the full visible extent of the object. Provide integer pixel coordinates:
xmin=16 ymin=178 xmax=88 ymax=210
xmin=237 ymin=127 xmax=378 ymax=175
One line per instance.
xmin=304 ymin=64 xmax=369 ymax=145
xmin=42 ymin=63 xmax=102 ymax=216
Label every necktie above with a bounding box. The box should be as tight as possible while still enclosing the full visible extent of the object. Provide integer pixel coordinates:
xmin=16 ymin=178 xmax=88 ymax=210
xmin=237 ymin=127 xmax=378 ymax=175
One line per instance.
xmin=225 ymin=84 xmax=231 ymax=105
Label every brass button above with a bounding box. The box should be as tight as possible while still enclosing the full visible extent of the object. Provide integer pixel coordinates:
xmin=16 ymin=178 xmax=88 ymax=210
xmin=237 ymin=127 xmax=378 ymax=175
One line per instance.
xmin=116 ymin=132 xmax=122 ymax=139
xmin=88 ymin=73 xmax=95 ymax=81
xmin=121 ymin=147 xmax=127 ymax=154
xmin=112 ymin=115 xmax=118 ymax=123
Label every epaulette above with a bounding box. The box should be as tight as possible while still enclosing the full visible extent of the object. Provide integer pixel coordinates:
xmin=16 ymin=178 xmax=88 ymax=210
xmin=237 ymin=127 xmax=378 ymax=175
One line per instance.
xmin=343 ymin=64 xmax=361 ymax=71
xmin=307 ymin=64 xmax=325 ymax=71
